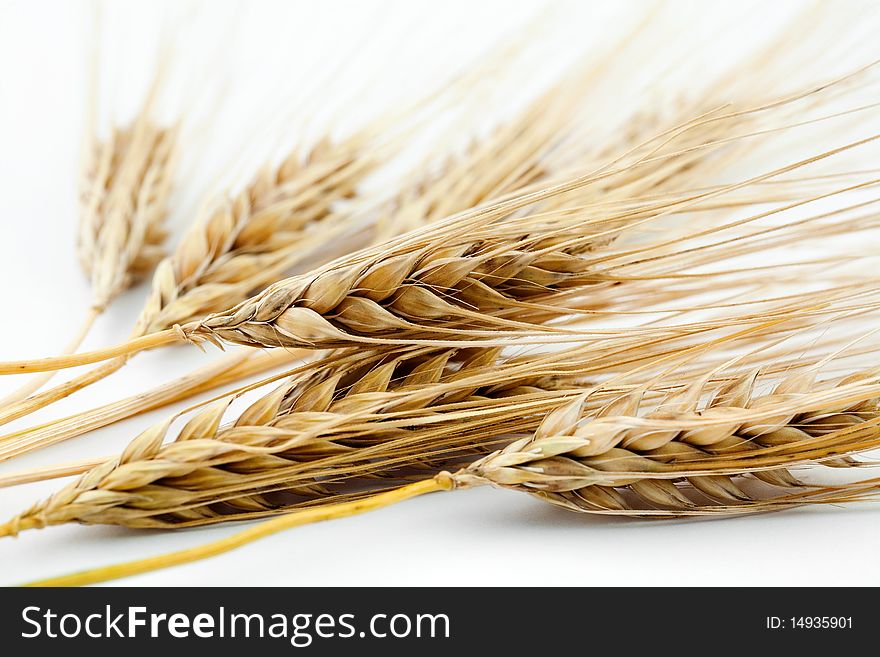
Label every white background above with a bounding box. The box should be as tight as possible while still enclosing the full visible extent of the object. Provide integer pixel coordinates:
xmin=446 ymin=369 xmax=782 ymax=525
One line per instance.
xmin=0 ymin=0 xmax=879 ymax=586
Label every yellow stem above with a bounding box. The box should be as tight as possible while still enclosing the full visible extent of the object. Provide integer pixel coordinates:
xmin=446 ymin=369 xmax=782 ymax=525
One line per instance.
xmin=23 ymin=477 xmax=450 ymax=587
xmin=0 ymin=307 xmax=102 ymax=404
xmin=0 ymin=328 xmax=181 ymax=375
xmin=0 ymin=348 xmax=304 ymax=463
xmin=0 ymin=457 xmax=104 ymax=488
xmin=0 ymin=358 xmax=126 ymax=427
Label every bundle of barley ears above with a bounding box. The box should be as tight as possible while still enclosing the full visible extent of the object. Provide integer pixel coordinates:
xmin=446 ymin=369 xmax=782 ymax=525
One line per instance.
xmin=2 ymin=3 xmax=880 ymax=587
xmin=0 ymin=25 xmax=798 ymax=457
xmin=0 ymin=121 xmax=391 ymax=432
xmin=0 ymin=28 xmax=583 ymax=453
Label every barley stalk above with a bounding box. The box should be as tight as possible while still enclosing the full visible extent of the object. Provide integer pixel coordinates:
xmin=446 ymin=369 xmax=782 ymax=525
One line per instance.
xmin=22 ymin=478 xmax=444 ymax=587
xmin=0 ymin=347 xmax=310 ymax=467
xmin=0 ymin=153 xmax=873 ymax=378
xmin=0 ymin=307 xmax=102 ymax=406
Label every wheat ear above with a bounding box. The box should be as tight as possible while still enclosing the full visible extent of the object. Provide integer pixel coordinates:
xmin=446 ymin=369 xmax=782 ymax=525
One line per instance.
xmin=451 ymin=371 xmax=880 ymax=512
xmin=0 ymin=150 xmax=874 ymax=380
xmin=133 ymin=133 xmax=377 ymax=337
xmin=78 ymin=120 xmax=177 ymax=314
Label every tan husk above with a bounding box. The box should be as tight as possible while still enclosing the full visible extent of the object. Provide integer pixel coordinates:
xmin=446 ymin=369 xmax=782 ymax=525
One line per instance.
xmin=133 ymin=133 xmax=377 ymax=337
